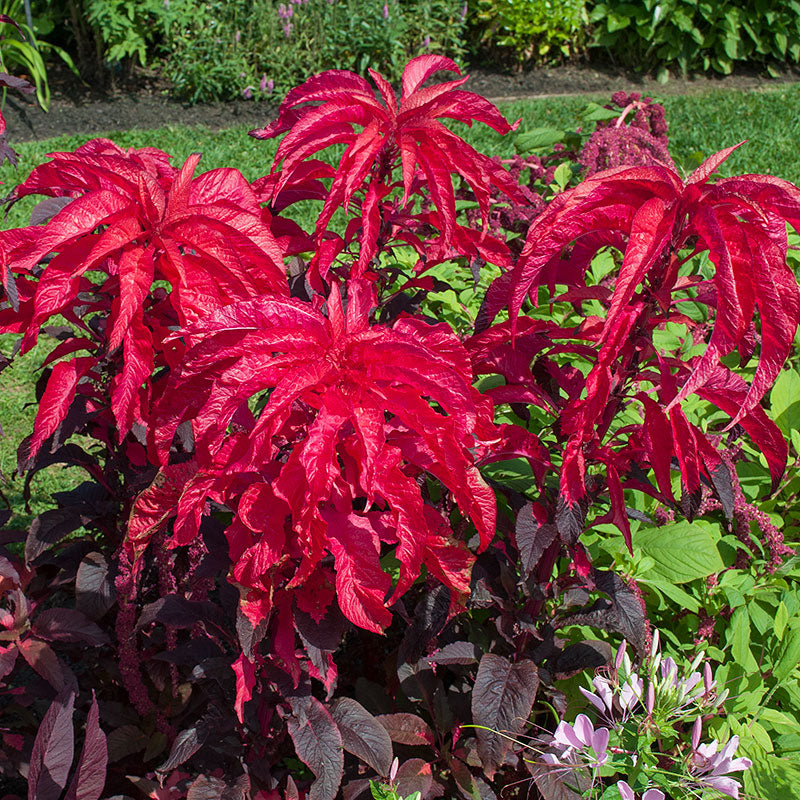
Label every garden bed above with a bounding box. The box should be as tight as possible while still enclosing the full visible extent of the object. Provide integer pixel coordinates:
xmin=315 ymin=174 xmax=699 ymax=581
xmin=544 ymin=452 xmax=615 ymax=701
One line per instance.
xmin=5 ymin=59 xmax=800 ymax=143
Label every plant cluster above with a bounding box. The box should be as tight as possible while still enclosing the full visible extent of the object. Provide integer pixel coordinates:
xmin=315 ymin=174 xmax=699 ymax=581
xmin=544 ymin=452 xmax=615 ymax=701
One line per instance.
xmin=588 ymin=0 xmax=800 ymax=79
xmin=0 ymin=55 xmax=799 ymax=799
xmin=472 ymin=0 xmax=588 ymax=68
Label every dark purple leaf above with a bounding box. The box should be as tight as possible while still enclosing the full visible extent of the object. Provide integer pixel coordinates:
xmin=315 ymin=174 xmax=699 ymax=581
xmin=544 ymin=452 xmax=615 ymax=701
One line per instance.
xmin=28 ymin=688 xmax=75 ymax=800
xmin=0 ymin=71 xmax=34 ymax=92
xmin=555 ymin=496 xmax=584 ymax=546
xmin=331 ymin=697 xmax=393 ymax=777
xmin=341 ymin=779 xmax=372 ymax=800
xmin=552 ymin=640 xmax=612 ymax=678
xmin=32 ymin=608 xmax=111 ymax=646
xmin=136 ymin=595 xmax=225 ymax=630
xmin=0 ymin=643 xmax=17 ymax=680
xmin=397 ymin=585 xmax=450 ymax=666
xmin=18 ymin=637 xmax=75 ymax=692
xmin=376 ymin=713 xmax=434 ymax=746
xmin=64 ymin=693 xmax=107 ymax=800
xmin=294 ymin=604 xmax=346 ymax=652
xmin=515 ymin=503 xmax=557 ymax=577
xmin=555 ymin=570 xmax=647 ymax=655
xmin=287 ymin=696 xmax=343 ymax=800
xmin=106 ymin=725 xmax=148 ymax=763
xmin=530 ymin=757 xmax=587 ymax=800
xmin=30 ymin=197 xmax=74 ymax=227
xmin=472 ymin=654 xmax=539 ymax=777
xmin=75 ymin=553 xmax=116 ymax=621
xmin=394 ymin=759 xmax=434 ymax=800
xmin=594 ymin=570 xmax=647 ymax=654
xmin=426 ymin=641 xmax=481 ymax=665
xmin=25 ymin=508 xmax=85 ymax=565
xmin=708 ymin=460 xmax=734 ymax=520
xmin=186 ymin=774 xmax=250 ymax=800
xmin=157 ymin=717 xmax=212 ymax=774
xmin=0 ymin=135 xmax=18 ymax=168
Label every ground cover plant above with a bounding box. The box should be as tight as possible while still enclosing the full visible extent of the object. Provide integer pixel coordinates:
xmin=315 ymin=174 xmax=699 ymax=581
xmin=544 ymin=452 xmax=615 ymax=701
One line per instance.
xmin=0 ymin=55 xmax=799 ymax=799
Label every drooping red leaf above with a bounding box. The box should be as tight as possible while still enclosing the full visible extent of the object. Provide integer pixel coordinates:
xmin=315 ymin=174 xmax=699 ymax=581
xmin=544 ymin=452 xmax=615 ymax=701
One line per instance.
xmin=232 ymin=653 xmax=257 ymax=724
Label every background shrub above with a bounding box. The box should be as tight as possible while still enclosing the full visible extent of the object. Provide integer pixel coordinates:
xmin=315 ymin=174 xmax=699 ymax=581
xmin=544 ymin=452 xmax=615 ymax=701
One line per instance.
xmin=588 ymin=0 xmax=800 ymax=77
xmin=471 ymin=0 xmax=588 ymax=67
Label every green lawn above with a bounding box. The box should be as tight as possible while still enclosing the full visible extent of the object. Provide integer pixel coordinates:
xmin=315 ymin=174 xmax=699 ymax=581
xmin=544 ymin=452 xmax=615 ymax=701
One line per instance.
xmin=2 ymin=82 xmax=800 ymax=524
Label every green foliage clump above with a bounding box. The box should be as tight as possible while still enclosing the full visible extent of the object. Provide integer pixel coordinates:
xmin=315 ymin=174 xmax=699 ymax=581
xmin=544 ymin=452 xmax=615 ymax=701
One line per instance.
xmin=473 ymin=0 xmax=588 ymax=66
xmin=589 ymin=0 xmax=800 ymax=78
xmin=80 ymin=0 xmax=467 ymax=102
xmin=83 ymin=0 xmax=164 ymax=65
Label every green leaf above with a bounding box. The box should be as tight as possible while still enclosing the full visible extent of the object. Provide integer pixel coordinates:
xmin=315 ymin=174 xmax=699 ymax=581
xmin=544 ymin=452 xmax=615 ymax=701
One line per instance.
xmin=769 ymin=368 xmax=800 ymax=436
xmin=729 ymin=606 xmax=758 ymax=674
xmin=634 ymin=521 xmax=724 ymax=584
xmin=370 ymin=781 xmax=396 ymax=800
xmin=640 ymin=576 xmax=700 ymax=613
xmin=775 ymin=601 xmax=789 ymax=641
xmin=606 ymin=12 xmax=631 ymax=32
xmin=744 ymin=750 xmax=800 ymax=799
xmin=581 ymin=101 xmax=620 ymax=122
xmin=552 ymin=162 xmax=572 ymax=191
xmin=515 ymin=127 xmax=565 ymax=152
xmin=774 ymin=628 xmax=800 ymax=682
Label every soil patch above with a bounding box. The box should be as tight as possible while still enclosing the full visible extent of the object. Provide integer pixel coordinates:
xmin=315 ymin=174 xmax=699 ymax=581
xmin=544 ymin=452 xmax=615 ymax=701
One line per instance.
xmin=4 ymin=60 xmax=800 ymax=143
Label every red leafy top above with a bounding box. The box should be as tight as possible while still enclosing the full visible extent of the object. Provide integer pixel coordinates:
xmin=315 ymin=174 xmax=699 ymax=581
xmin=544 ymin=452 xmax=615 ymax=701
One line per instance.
xmin=252 ymin=55 xmax=522 ymax=275
xmin=144 ymin=279 xmax=495 ymax=632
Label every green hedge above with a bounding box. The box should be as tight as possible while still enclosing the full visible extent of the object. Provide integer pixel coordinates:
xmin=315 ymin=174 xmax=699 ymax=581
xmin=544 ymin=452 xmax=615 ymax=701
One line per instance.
xmin=588 ymin=0 xmax=800 ymax=77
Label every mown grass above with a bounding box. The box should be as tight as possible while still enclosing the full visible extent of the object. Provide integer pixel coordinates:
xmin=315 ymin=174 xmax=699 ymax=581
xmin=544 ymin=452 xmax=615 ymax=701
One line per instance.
xmin=2 ymin=83 xmax=800 ymax=525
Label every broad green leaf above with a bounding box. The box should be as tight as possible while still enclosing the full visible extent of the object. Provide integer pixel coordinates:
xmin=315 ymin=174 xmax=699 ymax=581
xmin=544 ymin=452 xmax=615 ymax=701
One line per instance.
xmin=770 ymin=368 xmax=800 ymax=435
xmin=729 ymin=606 xmax=758 ymax=674
xmin=640 ymin=576 xmax=700 ymax=613
xmin=515 ymin=127 xmax=565 ymax=153
xmin=552 ymin=162 xmax=572 ymax=191
xmin=634 ymin=521 xmax=724 ymax=584
xmin=757 ymin=707 xmax=798 ymax=734
xmin=581 ymin=101 xmax=620 ymax=122
xmin=606 ymin=12 xmax=631 ymax=32
xmin=774 ymin=628 xmax=800 ymax=682
xmin=775 ymin=601 xmax=789 ymax=641
xmin=744 ymin=750 xmax=800 ymax=799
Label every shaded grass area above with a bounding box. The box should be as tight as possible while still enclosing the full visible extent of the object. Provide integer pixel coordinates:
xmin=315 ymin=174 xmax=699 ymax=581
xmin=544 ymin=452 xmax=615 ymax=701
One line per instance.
xmin=1 ymin=83 xmax=800 ymax=524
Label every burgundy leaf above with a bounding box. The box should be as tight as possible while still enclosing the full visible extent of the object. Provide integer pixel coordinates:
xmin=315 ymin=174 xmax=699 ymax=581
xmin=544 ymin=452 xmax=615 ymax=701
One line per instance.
xmin=287 ymin=696 xmax=344 ymax=800
xmin=394 ymin=758 xmax=434 ymax=800
xmin=75 ymin=552 xmax=115 ymax=621
xmin=28 ymin=688 xmax=76 ymax=800
xmin=64 ymin=693 xmax=107 ymax=800
xmin=18 ymin=637 xmax=74 ymax=692
xmin=472 ymin=654 xmax=539 ymax=777
xmin=331 ymin=697 xmax=393 ymax=777
xmin=515 ymin=502 xmax=558 ymax=578
xmin=376 ymin=713 xmax=435 ymax=746
xmin=157 ymin=718 xmax=211 ymax=774
xmin=32 ymin=608 xmax=110 ymax=646
xmin=426 ymin=641 xmax=482 ymax=665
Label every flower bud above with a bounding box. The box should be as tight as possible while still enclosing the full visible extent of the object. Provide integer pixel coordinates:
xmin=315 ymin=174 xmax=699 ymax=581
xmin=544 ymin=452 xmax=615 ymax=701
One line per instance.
xmin=615 ymin=640 xmax=627 ymax=670
xmin=691 ymin=716 xmax=702 ymax=750
xmin=650 ymin=629 xmax=660 ymax=659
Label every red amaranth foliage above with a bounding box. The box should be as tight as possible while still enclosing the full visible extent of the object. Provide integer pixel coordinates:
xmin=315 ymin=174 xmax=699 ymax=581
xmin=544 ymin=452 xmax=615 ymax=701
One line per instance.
xmin=1 ymin=57 xmax=799 ymax=799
